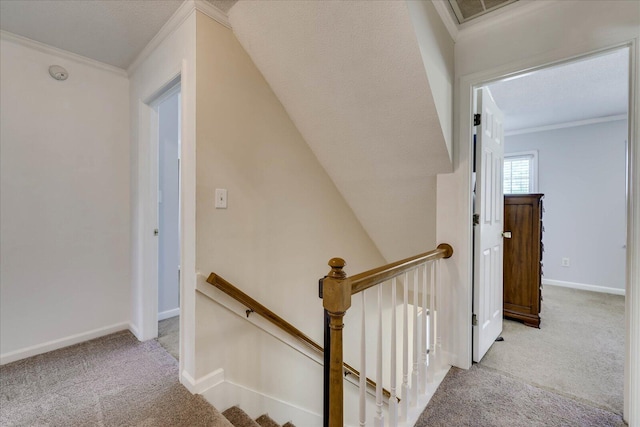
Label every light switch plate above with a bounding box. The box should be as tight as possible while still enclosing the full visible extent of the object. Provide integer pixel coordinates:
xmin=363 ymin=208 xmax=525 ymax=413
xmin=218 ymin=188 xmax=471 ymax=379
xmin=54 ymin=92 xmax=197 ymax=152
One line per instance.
xmin=215 ymin=188 xmax=227 ymax=209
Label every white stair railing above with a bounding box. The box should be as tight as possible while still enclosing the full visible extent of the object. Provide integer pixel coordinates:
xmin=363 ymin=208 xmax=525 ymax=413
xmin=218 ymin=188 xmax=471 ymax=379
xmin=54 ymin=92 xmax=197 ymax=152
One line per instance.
xmin=321 ymin=243 xmax=453 ymax=427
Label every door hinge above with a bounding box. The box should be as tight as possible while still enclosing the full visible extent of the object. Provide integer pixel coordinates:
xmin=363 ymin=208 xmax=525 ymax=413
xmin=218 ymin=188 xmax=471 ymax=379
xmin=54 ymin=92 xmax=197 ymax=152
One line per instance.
xmin=473 ymin=213 xmax=480 ymax=226
xmin=472 ymin=314 xmax=478 ymax=326
xmin=474 ymin=114 xmax=481 ymax=126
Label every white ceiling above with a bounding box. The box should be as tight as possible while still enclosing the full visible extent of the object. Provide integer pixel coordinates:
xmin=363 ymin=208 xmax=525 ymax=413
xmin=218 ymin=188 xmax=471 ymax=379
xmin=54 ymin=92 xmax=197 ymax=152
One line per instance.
xmin=488 ymin=48 xmax=629 ymax=133
xmin=0 ymin=0 xmax=236 ymax=69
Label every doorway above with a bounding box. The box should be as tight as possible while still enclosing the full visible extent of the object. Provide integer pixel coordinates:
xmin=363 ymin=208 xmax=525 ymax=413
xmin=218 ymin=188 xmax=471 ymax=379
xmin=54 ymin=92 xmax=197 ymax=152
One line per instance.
xmin=155 ymin=86 xmax=181 ymax=360
xmin=471 ymin=47 xmax=629 ymax=415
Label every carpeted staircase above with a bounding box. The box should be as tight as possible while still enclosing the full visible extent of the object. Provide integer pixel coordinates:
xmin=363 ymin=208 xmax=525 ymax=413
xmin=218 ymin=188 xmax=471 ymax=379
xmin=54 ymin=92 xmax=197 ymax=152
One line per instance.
xmin=222 ymin=406 xmax=295 ymax=427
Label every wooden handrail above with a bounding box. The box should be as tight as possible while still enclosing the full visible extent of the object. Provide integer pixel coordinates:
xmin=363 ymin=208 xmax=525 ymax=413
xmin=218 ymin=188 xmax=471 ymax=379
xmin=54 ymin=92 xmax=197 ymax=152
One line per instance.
xmin=350 ymin=243 xmax=453 ymax=295
xmin=205 ymin=273 xmax=393 ymax=400
xmin=321 ymin=243 xmax=454 ymax=427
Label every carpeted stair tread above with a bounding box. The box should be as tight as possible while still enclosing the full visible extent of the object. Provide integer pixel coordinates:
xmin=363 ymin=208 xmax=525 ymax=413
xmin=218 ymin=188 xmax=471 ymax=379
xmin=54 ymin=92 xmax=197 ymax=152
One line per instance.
xmin=222 ymin=406 xmax=261 ymax=427
xmin=282 ymin=422 xmax=296 ymax=427
xmin=255 ymin=414 xmax=281 ymax=427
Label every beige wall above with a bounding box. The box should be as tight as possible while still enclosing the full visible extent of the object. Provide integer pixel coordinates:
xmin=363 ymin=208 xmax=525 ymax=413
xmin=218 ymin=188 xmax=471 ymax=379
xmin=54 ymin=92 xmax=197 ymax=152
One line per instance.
xmin=0 ymin=35 xmax=130 ymax=363
xmin=194 ymin=8 xmax=384 ymax=389
xmin=407 ymin=0 xmax=455 ymax=161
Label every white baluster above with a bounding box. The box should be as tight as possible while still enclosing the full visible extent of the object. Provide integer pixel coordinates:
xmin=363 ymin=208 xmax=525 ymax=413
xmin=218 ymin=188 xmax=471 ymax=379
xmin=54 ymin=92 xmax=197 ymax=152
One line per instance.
xmin=401 ymin=272 xmax=409 ymax=421
xmin=389 ymin=277 xmax=398 ymax=426
xmin=360 ymin=292 xmax=367 ymax=427
xmin=433 ymin=260 xmax=439 ymax=361
xmin=420 ymin=263 xmax=428 ymax=394
xmin=427 ymin=261 xmax=435 ymax=383
xmin=411 ymin=269 xmax=419 ymax=406
xmin=374 ymin=285 xmax=384 ymax=427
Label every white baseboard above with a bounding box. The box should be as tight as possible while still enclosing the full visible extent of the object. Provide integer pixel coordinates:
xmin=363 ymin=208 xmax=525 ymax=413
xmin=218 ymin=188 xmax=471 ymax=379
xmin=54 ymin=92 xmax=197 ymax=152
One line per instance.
xmin=0 ymin=322 xmax=130 ymax=365
xmin=158 ymin=308 xmax=180 ymax=321
xmin=181 ymin=367 xmax=225 ymax=394
xmin=129 ymin=322 xmax=142 ymax=341
xmin=543 ymin=279 xmax=625 ymax=296
xmin=201 ymin=378 xmax=322 ymax=427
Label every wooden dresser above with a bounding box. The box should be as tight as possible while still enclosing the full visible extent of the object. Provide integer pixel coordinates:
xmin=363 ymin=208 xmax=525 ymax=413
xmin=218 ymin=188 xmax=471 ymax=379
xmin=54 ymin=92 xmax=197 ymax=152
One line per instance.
xmin=503 ymin=194 xmax=544 ymax=328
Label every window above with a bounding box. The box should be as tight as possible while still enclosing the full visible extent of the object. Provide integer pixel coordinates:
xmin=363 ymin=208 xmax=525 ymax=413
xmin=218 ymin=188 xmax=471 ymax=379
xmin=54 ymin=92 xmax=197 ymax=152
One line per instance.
xmin=503 ymin=151 xmax=538 ymax=194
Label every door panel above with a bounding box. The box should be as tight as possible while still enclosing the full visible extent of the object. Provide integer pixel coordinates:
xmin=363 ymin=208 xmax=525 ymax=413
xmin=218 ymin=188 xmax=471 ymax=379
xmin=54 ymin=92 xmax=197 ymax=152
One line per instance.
xmin=473 ymin=87 xmax=505 ymax=362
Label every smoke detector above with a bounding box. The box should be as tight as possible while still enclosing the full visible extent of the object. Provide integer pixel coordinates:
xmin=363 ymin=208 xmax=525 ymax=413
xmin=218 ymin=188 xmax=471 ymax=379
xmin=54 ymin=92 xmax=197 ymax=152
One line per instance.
xmin=49 ymin=65 xmax=68 ymax=81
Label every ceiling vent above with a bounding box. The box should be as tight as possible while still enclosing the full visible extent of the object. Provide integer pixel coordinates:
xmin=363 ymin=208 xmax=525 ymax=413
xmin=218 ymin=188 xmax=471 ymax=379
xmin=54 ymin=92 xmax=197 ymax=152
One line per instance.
xmin=448 ymin=0 xmax=518 ymax=23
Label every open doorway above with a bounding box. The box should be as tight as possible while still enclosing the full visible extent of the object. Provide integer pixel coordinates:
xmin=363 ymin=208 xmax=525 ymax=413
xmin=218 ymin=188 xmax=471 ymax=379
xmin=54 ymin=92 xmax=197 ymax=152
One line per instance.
xmin=472 ymin=47 xmax=629 ymax=415
xmin=155 ymin=85 xmax=181 ymax=360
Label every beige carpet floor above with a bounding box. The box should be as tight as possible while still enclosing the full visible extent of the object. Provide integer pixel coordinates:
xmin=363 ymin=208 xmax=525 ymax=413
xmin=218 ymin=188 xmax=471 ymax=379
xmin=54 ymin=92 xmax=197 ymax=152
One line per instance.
xmin=158 ymin=316 xmax=180 ymax=361
xmin=0 ymin=330 xmax=232 ymax=427
xmin=417 ymin=285 xmax=626 ymax=426
xmin=480 ymin=285 xmax=625 ymax=415
xmin=416 ymin=365 xmax=625 ymax=427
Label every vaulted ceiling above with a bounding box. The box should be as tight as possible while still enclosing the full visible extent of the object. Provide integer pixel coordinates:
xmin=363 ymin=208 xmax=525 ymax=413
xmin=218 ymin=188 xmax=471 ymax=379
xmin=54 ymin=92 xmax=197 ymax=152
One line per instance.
xmin=228 ymin=0 xmax=453 ymax=260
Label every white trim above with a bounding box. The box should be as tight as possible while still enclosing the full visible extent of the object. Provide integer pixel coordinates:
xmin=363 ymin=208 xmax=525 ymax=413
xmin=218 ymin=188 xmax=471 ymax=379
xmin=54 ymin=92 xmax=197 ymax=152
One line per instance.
xmin=505 ymin=114 xmax=628 ymax=136
xmin=431 ymin=0 xmax=459 ymax=41
xmin=127 ymin=1 xmax=194 ymax=75
xmin=178 ymin=58 xmax=197 ymax=382
xmin=456 ymin=0 xmax=560 ymax=40
xmin=625 ymin=36 xmax=639 ymax=425
xmin=194 ymin=0 xmax=231 ymax=29
xmin=136 ymin=71 xmax=181 ymax=343
xmin=127 ymin=0 xmax=229 ymax=76
xmin=430 ymin=0 xmax=558 ymax=42
xmin=0 ymin=322 xmax=130 ymax=365
xmin=129 ymin=322 xmax=141 ymax=341
xmin=181 ymin=367 xmax=225 ymax=394
xmin=543 ymin=279 xmax=626 ymax=296
xmin=0 ymin=30 xmax=127 ymax=77
xmin=158 ymin=308 xmax=181 ymax=321
xmin=202 ymin=379 xmax=323 ymax=427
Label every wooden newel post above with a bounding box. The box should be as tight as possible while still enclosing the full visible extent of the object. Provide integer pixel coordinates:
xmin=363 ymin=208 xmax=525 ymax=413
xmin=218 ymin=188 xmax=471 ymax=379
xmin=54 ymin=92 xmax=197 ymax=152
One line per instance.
xmin=322 ymin=258 xmax=351 ymax=427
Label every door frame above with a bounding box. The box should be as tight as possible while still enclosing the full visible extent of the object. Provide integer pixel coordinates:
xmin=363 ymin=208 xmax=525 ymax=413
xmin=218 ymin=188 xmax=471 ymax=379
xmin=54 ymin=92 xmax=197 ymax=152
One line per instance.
xmin=134 ymin=58 xmax=197 ymax=387
xmin=137 ymin=73 xmax=181 ymax=343
xmin=458 ymin=41 xmax=638 ymax=422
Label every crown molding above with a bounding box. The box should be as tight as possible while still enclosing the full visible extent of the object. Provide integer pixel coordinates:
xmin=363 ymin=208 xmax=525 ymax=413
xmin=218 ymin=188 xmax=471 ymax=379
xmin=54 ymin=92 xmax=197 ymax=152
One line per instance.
xmin=127 ymin=1 xmax=196 ymax=75
xmin=127 ymin=0 xmax=230 ymax=76
xmin=431 ymin=0 xmax=459 ymax=41
xmin=505 ymin=114 xmax=628 ymax=137
xmin=456 ymin=0 xmax=560 ymax=40
xmin=194 ymin=0 xmax=231 ymax=29
xmin=430 ymin=0 xmax=560 ymax=43
xmin=0 ymin=30 xmax=127 ymax=77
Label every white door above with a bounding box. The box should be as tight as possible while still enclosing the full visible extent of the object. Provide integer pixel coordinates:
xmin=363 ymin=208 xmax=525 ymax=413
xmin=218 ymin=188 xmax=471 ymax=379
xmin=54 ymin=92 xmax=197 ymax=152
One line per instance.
xmin=473 ymin=87 xmax=505 ymax=362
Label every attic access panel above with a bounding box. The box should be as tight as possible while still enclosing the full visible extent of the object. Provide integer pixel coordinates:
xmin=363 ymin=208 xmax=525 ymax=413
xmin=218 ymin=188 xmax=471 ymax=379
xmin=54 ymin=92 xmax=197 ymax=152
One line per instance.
xmin=448 ymin=0 xmax=519 ymax=23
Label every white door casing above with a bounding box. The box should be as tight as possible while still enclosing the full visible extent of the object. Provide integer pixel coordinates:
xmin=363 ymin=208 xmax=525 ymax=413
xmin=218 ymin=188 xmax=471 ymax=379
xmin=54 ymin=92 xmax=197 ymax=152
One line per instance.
xmin=473 ymin=87 xmax=505 ymax=362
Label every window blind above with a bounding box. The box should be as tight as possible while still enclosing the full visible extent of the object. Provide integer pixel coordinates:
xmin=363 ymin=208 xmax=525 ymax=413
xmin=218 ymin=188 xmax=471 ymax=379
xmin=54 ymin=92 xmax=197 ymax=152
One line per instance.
xmin=504 ymin=156 xmax=531 ymax=194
